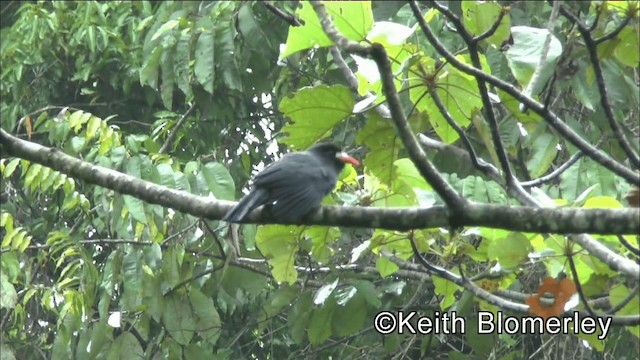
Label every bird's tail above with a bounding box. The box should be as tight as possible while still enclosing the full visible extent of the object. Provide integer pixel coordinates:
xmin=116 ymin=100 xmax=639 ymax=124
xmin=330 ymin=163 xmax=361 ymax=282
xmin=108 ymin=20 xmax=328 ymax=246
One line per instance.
xmin=222 ymin=188 xmax=269 ymax=223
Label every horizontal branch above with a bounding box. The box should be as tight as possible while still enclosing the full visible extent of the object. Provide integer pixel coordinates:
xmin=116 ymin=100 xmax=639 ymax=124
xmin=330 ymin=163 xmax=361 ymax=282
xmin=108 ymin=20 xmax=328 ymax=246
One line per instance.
xmin=2 ymin=128 xmax=638 ymax=237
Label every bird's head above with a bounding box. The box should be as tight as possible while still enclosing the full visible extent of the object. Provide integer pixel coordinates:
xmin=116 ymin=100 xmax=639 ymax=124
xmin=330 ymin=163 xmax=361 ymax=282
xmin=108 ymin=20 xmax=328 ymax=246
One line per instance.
xmin=308 ymin=143 xmax=360 ymax=168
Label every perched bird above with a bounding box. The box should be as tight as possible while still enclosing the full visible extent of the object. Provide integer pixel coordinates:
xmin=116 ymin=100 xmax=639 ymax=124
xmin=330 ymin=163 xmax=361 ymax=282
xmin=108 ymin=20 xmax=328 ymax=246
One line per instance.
xmin=223 ymin=143 xmax=360 ymax=223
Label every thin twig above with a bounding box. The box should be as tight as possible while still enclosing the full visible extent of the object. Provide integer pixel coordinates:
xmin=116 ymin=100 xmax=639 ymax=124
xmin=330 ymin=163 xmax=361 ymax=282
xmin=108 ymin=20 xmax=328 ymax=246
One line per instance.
xmin=263 ymin=1 xmax=302 ymax=27
xmin=158 ymin=103 xmax=197 ymax=154
xmin=520 ymin=151 xmax=584 ymax=188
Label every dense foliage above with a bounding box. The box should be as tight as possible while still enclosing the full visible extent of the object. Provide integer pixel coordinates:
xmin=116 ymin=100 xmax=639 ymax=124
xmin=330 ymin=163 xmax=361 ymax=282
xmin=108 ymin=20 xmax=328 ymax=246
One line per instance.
xmin=1 ymin=1 xmax=638 ymax=359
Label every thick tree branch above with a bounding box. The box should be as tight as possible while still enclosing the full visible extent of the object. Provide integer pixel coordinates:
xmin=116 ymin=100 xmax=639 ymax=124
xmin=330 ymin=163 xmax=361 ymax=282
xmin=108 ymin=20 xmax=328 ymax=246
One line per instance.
xmin=2 ymin=128 xmax=638 ymax=236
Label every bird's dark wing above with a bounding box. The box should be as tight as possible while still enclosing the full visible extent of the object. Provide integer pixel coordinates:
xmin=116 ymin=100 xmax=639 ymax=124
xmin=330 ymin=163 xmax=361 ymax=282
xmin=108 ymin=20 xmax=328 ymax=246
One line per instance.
xmin=268 ymin=170 xmax=336 ymax=221
xmin=253 ymin=154 xmax=338 ymax=221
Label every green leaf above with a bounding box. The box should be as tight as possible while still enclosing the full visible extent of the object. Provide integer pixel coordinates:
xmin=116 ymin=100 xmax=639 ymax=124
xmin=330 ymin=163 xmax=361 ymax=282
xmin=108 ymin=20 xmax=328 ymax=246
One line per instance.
xmin=190 ymin=288 xmax=221 ymax=345
xmin=461 ymin=2 xmax=511 ymax=47
xmin=259 ymin=286 xmax=299 ymax=327
xmin=394 ymin=158 xmax=431 ymax=190
xmin=613 ymin=26 xmax=639 ymax=68
xmin=526 ymin=132 xmax=558 ymax=178
xmin=123 ymin=195 xmax=147 ymax=224
xmin=332 ymin=293 xmax=366 ymax=337
xmin=141 ymin=47 xmax=163 ymax=90
xmin=433 ymin=275 xmax=458 ymax=310
xmin=288 ymin=291 xmax=314 ymax=344
xmin=305 ymin=226 xmax=340 ymax=264
xmin=356 ymin=112 xmax=401 ymax=185
xmin=279 ymin=85 xmax=354 ymax=149
xmin=216 ymin=23 xmax=242 ymax=91
xmin=352 ymin=280 xmax=381 ymax=308
xmin=2 ymin=158 xmax=21 ymax=178
xmin=505 ymin=26 xmax=562 ymax=94
xmin=408 ymin=57 xmax=483 ymax=144
xmin=487 ymin=233 xmax=530 ymax=270
xmin=174 ymin=31 xmax=192 ymax=97
xmin=162 ymin=293 xmax=195 ymax=345
xmin=151 ymin=20 xmax=180 ymax=42
xmin=376 ymin=256 xmax=399 ymax=277
xmin=194 ymin=18 xmax=215 ymax=94
xmin=162 ymin=246 xmax=181 ymax=290
xmin=86 ymin=116 xmax=101 ymax=141
xmin=160 ymin=47 xmax=175 ymax=110
xmin=280 ymin=1 xmax=373 ymax=60
xmin=142 ymin=272 xmax=164 ymax=322
xmin=200 ymin=162 xmax=235 ymax=201
xmin=582 ymin=196 xmax=622 ymax=209
xmin=456 ymin=175 xmax=507 ymax=203
xmin=308 ymin=300 xmax=336 ymax=345
xmin=256 ymin=225 xmax=302 ymax=284
xmin=0 ymin=274 xmax=17 ymax=309
xmin=107 ymin=332 xmax=144 ymax=360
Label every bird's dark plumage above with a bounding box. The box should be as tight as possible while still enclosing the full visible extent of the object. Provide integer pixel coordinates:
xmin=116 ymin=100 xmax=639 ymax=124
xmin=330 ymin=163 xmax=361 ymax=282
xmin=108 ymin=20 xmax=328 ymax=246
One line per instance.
xmin=223 ymin=143 xmax=359 ymax=223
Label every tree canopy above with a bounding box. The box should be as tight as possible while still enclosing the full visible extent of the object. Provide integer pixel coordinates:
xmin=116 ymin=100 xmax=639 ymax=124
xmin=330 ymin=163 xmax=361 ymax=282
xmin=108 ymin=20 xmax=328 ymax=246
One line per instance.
xmin=1 ymin=1 xmax=639 ymax=359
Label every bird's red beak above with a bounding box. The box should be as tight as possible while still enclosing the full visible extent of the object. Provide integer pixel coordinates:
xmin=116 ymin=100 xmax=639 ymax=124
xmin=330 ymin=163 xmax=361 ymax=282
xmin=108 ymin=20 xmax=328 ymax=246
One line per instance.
xmin=336 ymin=151 xmax=360 ymax=167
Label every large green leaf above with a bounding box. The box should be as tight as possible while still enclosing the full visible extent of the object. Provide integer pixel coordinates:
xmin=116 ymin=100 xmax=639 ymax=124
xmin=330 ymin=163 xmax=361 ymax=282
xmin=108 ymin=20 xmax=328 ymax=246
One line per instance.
xmin=505 ymin=26 xmax=562 ymax=94
xmin=409 ymin=57 xmax=483 ymax=144
xmin=305 ymin=226 xmax=341 ymax=264
xmin=107 ymin=332 xmax=144 ymax=360
xmin=332 ymin=293 xmax=367 ymax=337
xmin=200 ymin=162 xmax=235 ymax=201
xmin=194 ymin=18 xmax=215 ymax=94
xmin=613 ymin=26 xmax=639 ymax=68
xmin=256 ymin=225 xmax=303 ymax=285
xmin=162 ymin=293 xmax=195 ymax=345
xmin=280 ymin=1 xmax=373 ymax=60
xmin=356 ymin=112 xmax=402 ymax=185
xmin=279 ymin=85 xmax=354 ymax=149
xmin=190 ymin=288 xmax=222 ymax=345
xmin=487 ymin=233 xmax=530 ymax=270
xmin=461 ymin=2 xmax=511 ymax=47
xmin=0 ymin=274 xmax=17 ymax=309
xmin=526 ymin=132 xmax=559 ymax=179
xmin=308 ymin=300 xmax=336 ymax=345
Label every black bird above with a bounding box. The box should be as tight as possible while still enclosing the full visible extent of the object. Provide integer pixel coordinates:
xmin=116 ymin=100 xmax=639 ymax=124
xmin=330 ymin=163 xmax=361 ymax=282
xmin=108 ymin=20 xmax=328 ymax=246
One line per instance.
xmin=223 ymin=143 xmax=360 ymax=223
